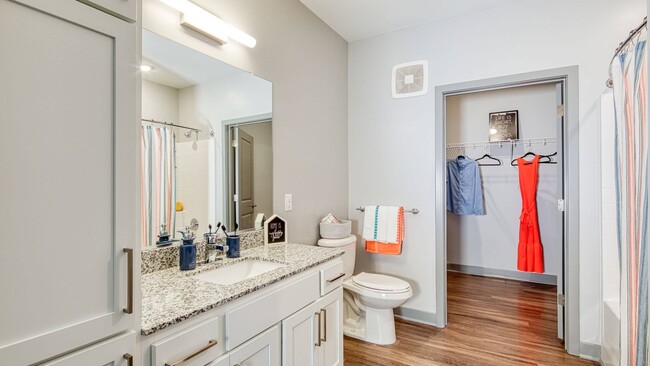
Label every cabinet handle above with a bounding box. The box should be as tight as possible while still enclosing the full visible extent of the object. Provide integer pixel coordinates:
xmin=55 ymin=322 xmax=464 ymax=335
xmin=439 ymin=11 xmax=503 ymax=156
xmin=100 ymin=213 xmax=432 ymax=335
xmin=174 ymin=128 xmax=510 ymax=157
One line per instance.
xmin=123 ymin=353 xmax=133 ymax=366
xmin=326 ymin=273 xmax=345 ymax=283
xmin=123 ymin=248 xmax=134 ymax=314
xmin=314 ymin=312 xmax=322 ymax=347
xmin=165 ymin=339 xmax=218 ymax=366
xmin=321 ymin=309 xmax=327 ymax=342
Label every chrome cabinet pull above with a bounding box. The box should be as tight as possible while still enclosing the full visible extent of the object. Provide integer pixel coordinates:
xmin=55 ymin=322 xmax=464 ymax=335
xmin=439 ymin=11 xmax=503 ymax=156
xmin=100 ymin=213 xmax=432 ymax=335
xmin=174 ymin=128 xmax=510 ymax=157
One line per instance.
xmin=321 ymin=309 xmax=327 ymax=342
xmin=165 ymin=339 xmax=219 ymax=366
xmin=314 ymin=312 xmax=322 ymax=347
xmin=123 ymin=353 xmax=133 ymax=366
xmin=326 ymin=273 xmax=345 ymax=283
xmin=123 ymin=248 xmax=134 ymax=314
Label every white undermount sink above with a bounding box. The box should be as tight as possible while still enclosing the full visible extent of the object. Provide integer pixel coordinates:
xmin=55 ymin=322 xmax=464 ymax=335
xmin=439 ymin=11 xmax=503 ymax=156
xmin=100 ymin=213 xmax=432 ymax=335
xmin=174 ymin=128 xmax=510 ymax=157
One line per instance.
xmin=192 ymin=259 xmax=285 ymax=285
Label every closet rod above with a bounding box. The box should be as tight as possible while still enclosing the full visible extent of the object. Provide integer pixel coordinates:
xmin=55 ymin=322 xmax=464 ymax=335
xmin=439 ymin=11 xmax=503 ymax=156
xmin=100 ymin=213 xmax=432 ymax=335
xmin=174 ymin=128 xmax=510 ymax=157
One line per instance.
xmin=606 ymin=17 xmax=647 ymax=88
xmin=142 ymin=118 xmax=201 ymax=133
xmin=446 ymin=137 xmax=556 ymax=149
xmin=356 ymin=206 xmax=420 ymax=215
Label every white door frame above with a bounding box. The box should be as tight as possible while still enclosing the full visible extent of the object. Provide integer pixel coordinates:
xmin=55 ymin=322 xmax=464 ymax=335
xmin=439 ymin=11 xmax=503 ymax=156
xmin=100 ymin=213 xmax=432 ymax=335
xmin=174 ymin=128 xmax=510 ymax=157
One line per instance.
xmin=433 ymin=66 xmax=580 ymax=355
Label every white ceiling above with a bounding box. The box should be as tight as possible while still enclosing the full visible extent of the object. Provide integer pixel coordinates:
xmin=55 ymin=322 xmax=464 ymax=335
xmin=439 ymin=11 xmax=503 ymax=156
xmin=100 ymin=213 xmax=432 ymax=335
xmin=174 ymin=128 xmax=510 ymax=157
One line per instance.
xmin=142 ymin=29 xmax=244 ymax=89
xmin=299 ymin=0 xmax=523 ymax=42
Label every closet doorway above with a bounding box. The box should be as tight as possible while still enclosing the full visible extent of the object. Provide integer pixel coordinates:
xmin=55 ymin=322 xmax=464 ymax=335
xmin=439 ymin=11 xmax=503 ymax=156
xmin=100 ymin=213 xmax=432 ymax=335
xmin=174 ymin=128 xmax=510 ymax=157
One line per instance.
xmin=434 ymin=67 xmax=580 ymax=356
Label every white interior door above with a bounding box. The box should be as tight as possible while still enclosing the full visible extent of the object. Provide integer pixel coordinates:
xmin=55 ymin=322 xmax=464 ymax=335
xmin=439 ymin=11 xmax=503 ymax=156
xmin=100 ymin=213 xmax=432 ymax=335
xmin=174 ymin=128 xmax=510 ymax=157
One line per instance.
xmin=236 ymin=128 xmax=255 ymax=230
xmin=0 ymin=1 xmax=137 ymax=364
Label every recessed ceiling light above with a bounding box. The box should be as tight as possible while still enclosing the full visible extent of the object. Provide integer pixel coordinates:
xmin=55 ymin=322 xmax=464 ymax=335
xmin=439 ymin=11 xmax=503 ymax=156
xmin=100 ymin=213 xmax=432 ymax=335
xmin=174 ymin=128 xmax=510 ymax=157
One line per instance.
xmin=140 ymin=64 xmax=153 ymax=72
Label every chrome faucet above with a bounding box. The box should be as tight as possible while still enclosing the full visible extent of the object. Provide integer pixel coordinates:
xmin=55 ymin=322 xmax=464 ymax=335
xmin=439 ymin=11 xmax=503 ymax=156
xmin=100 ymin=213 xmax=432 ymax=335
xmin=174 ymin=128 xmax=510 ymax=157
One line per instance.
xmin=206 ymin=243 xmax=229 ymax=263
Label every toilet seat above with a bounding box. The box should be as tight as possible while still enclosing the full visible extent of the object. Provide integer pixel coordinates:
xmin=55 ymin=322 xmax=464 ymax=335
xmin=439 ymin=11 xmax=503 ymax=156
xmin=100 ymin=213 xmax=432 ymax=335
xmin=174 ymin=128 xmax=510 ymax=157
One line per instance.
xmin=352 ymin=272 xmax=411 ymax=293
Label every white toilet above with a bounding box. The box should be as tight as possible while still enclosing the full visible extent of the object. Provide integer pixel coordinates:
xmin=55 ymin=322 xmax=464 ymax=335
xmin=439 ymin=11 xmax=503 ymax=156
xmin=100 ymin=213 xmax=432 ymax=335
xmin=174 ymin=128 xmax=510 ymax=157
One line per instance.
xmin=318 ymin=234 xmax=413 ymax=345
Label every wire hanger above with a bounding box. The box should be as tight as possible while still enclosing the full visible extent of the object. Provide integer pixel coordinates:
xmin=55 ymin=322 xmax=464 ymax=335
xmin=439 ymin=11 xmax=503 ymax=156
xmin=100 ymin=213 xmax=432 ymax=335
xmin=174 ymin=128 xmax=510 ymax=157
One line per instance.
xmin=475 ymin=153 xmax=502 ymax=166
xmin=510 ymin=151 xmax=557 ymax=166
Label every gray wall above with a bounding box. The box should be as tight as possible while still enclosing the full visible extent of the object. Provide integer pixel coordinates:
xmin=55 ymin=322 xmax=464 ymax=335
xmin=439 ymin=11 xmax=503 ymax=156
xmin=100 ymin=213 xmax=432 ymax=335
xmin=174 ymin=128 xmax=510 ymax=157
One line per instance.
xmin=144 ymin=0 xmax=348 ymax=244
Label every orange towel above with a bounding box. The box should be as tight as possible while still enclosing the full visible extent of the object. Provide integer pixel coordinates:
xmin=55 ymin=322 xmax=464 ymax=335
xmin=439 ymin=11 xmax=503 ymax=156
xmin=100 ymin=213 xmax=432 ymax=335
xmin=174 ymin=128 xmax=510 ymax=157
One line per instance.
xmin=365 ymin=207 xmax=404 ymax=255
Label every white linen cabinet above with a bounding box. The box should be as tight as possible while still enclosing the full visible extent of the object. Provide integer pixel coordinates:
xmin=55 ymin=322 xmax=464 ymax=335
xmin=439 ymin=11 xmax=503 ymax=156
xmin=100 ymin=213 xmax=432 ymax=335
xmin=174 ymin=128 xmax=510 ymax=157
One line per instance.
xmin=0 ymin=0 xmax=139 ymax=365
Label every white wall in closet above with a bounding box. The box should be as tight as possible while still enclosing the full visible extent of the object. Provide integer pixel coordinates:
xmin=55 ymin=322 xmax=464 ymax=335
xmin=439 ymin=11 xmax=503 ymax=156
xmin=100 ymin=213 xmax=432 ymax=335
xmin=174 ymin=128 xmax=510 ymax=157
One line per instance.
xmin=446 ymin=84 xmax=559 ymax=277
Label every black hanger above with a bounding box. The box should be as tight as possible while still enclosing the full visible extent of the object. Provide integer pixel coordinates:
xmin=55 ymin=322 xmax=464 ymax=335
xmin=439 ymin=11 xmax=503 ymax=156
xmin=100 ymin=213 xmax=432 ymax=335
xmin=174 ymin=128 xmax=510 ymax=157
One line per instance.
xmin=510 ymin=152 xmax=557 ymax=166
xmin=475 ymin=153 xmax=502 ymax=166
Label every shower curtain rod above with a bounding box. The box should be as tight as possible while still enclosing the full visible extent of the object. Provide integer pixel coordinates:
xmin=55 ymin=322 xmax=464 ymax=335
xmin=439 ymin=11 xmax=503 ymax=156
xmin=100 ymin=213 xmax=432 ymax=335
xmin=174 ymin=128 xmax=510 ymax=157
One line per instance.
xmin=141 ymin=118 xmax=201 ymax=133
xmin=606 ymin=17 xmax=647 ymax=88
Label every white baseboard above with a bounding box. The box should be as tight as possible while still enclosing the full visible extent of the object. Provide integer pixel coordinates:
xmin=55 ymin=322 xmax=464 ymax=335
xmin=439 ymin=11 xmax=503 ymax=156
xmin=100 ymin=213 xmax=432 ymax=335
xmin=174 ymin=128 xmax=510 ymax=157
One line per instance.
xmin=580 ymin=342 xmax=601 ymax=362
xmin=394 ymin=307 xmax=440 ymax=327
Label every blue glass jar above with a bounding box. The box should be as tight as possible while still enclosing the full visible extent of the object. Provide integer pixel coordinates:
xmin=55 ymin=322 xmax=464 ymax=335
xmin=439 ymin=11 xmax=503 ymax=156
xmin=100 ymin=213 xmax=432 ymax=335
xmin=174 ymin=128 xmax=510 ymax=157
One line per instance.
xmin=226 ymin=236 xmax=240 ymax=258
xmin=179 ymin=239 xmax=196 ymax=270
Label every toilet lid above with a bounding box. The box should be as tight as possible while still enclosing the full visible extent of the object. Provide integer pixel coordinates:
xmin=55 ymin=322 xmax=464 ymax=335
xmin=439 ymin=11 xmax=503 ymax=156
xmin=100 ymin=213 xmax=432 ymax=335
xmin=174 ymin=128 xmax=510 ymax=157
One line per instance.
xmin=352 ymin=272 xmax=411 ymax=292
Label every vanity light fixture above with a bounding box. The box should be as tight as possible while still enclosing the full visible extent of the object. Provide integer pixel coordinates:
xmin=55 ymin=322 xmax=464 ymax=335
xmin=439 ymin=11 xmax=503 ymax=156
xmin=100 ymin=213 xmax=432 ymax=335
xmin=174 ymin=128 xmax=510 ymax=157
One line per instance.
xmin=140 ymin=64 xmax=153 ymax=72
xmin=159 ymin=0 xmax=256 ymax=48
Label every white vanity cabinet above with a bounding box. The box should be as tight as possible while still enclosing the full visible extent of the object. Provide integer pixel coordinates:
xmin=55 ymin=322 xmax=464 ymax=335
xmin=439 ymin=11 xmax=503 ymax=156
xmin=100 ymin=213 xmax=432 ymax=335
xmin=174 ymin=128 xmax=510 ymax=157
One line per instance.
xmin=282 ymin=287 xmax=343 ymax=366
xmin=0 ymin=0 xmax=138 ymax=365
xmin=143 ymin=258 xmax=344 ymax=366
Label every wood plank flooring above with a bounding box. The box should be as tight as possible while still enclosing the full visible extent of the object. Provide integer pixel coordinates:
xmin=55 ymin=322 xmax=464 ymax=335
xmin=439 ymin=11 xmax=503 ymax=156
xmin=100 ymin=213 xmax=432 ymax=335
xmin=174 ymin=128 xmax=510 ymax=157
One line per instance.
xmin=343 ymin=272 xmax=598 ymax=366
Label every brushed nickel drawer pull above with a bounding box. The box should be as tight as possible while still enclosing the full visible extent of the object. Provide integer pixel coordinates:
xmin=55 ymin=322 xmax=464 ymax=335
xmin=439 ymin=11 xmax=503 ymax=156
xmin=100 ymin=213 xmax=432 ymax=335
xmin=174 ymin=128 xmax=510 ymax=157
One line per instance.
xmin=123 ymin=248 xmax=134 ymax=314
xmin=315 ymin=312 xmax=322 ymax=347
xmin=321 ymin=308 xmax=327 ymax=342
xmin=326 ymin=273 xmax=345 ymax=283
xmin=165 ymin=339 xmax=218 ymax=366
xmin=123 ymin=353 xmax=133 ymax=366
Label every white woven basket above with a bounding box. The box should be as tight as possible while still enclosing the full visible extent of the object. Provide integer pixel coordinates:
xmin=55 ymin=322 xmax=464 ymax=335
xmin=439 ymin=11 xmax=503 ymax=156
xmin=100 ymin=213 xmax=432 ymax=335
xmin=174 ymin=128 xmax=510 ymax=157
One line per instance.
xmin=319 ymin=220 xmax=351 ymax=239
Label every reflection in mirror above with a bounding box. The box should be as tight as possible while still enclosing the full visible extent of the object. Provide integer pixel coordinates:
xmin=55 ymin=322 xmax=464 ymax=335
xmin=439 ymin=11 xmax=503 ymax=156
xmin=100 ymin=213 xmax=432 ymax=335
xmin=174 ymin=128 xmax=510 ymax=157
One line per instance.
xmin=140 ymin=29 xmax=272 ymax=247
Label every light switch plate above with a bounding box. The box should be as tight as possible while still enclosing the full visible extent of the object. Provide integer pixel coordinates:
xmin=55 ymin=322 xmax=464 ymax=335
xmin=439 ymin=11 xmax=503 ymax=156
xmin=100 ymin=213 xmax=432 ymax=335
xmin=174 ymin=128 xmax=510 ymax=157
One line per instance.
xmin=284 ymin=194 xmax=292 ymax=211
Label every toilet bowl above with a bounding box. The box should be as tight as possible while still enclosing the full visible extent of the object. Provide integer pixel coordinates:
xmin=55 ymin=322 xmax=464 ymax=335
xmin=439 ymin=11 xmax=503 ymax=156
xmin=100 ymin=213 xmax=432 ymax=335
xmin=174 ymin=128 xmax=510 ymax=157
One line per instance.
xmin=318 ymin=235 xmax=413 ymax=345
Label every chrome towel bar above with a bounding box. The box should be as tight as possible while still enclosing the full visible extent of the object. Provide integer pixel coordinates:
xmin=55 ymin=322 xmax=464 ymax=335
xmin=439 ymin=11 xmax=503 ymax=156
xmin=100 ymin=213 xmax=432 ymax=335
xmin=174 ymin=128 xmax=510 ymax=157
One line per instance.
xmin=356 ymin=206 xmax=419 ymax=215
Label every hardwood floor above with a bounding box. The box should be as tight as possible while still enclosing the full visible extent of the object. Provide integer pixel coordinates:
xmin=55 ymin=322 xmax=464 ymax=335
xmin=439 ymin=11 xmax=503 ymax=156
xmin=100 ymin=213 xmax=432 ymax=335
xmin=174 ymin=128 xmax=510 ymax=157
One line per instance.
xmin=343 ymin=272 xmax=598 ymax=366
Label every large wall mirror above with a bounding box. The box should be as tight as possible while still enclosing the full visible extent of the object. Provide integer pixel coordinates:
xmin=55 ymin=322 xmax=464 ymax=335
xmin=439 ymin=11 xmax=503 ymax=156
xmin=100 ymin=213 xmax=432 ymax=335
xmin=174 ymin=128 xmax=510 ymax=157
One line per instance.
xmin=141 ymin=29 xmax=272 ymax=247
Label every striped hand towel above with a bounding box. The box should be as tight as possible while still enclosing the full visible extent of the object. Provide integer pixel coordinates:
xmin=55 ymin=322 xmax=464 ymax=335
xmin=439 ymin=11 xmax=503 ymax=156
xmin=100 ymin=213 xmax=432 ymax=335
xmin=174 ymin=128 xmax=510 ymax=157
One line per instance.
xmin=362 ymin=206 xmax=404 ymax=255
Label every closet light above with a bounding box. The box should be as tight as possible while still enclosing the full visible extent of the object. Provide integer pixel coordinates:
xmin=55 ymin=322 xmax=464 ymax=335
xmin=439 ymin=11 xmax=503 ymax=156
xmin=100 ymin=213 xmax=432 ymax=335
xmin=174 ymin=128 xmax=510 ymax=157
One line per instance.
xmin=159 ymin=0 xmax=256 ymax=48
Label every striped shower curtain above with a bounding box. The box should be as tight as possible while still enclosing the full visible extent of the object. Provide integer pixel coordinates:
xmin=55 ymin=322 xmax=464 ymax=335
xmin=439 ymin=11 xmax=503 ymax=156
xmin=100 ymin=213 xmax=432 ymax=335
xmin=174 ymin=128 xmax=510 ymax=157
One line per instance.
xmin=611 ymin=39 xmax=648 ymax=366
xmin=141 ymin=125 xmax=176 ymax=247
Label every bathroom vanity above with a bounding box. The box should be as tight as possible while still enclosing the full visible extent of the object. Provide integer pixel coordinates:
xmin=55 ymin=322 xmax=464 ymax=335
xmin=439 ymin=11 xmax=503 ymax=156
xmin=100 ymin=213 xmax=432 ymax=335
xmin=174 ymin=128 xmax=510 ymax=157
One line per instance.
xmin=140 ymin=243 xmax=345 ymax=366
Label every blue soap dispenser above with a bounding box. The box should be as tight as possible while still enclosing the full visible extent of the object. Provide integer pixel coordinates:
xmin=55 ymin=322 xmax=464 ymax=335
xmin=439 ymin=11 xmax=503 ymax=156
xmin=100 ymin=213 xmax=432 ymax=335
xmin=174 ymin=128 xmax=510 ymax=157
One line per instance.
xmin=178 ymin=227 xmax=196 ymax=271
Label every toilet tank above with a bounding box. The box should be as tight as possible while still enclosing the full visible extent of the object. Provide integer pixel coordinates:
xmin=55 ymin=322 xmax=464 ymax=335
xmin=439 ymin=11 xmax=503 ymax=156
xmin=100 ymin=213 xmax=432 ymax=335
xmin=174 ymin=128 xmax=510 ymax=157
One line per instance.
xmin=317 ymin=234 xmax=357 ymax=280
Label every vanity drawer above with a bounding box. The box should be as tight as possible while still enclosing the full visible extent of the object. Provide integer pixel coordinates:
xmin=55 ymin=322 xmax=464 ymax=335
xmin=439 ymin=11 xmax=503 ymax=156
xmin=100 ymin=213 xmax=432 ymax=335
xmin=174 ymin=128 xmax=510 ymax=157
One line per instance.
xmin=225 ymin=272 xmax=319 ymax=350
xmin=320 ymin=259 xmax=345 ymax=295
xmin=151 ymin=317 xmax=223 ymax=366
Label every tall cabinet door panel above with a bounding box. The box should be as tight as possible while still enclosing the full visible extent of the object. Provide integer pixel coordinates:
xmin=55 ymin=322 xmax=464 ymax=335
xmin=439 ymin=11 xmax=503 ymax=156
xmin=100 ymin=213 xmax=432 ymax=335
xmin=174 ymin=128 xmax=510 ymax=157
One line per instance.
xmin=0 ymin=1 xmax=137 ymax=365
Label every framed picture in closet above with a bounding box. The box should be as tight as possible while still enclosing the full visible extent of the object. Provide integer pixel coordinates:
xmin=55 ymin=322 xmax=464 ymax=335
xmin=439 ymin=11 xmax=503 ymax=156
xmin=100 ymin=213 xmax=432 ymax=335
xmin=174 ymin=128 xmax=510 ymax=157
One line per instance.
xmin=488 ymin=110 xmax=519 ymax=141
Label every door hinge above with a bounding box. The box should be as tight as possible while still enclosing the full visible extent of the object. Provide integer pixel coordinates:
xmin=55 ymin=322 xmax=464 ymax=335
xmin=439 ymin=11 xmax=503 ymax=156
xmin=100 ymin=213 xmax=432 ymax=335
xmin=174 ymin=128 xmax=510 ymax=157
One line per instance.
xmin=557 ymin=199 xmax=565 ymax=212
xmin=233 ymin=194 xmax=238 ymax=202
xmin=558 ymin=294 xmax=566 ymax=306
xmin=556 ymin=105 xmax=565 ymax=118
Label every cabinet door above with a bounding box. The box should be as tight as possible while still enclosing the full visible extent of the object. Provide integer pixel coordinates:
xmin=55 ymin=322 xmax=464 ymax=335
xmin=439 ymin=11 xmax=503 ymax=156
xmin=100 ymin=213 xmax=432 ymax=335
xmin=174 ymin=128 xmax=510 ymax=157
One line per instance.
xmin=316 ymin=288 xmax=343 ymax=366
xmin=282 ymin=302 xmax=318 ymax=366
xmin=230 ymin=325 xmax=281 ymax=366
xmin=41 ymin=331 xmax=136 ymax=366
xmin=207 ymin=354 xmax=230 ymax=366
xmin=0 ymin=1 xmax=138 ymax=365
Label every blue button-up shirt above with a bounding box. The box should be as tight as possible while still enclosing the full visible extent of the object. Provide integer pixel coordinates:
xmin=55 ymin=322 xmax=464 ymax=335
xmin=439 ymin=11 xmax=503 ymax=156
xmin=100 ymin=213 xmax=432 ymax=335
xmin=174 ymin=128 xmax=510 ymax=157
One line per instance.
xmin=446 ymin=156 xmax=485 ymax=215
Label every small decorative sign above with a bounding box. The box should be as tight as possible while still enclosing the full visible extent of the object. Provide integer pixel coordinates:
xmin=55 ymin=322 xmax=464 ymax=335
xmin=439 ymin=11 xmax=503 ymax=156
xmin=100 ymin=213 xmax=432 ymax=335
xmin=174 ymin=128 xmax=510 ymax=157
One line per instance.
xmin=488 ymin=110 xmax=519 ymax=142
xmin=264 ymin=214 xmax=287 ymax=245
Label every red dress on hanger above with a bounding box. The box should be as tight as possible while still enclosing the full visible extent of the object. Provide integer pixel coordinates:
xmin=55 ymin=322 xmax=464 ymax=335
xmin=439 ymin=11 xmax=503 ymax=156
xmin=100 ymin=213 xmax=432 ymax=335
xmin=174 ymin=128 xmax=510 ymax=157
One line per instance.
xmin=517 ymin=155 xmax=544 ymax=273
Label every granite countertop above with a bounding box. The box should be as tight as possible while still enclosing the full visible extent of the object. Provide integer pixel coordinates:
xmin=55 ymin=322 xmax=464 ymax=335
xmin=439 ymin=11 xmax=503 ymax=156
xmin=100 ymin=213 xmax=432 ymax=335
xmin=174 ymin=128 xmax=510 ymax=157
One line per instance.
xmin=141 ymin=243 xmax=344 ymax=335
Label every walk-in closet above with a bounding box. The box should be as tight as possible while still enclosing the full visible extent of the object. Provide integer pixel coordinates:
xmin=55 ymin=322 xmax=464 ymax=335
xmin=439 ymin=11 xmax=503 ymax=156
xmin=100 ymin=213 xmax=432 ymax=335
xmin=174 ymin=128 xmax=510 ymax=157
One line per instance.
xmin=444 ymin=82 xmax=565 ymax=344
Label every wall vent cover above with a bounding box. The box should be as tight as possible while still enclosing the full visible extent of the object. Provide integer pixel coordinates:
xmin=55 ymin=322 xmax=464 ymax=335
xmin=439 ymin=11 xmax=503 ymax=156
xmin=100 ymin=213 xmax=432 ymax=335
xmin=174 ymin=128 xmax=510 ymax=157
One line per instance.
xmin=392 ymin=60 xmax=428 ymax=98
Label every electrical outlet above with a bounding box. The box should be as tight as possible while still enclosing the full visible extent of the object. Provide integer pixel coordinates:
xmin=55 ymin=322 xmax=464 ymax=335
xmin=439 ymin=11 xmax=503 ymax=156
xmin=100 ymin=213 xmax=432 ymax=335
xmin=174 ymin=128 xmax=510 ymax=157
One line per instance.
xmin=284 ymin=194 xmax=292 ymax=211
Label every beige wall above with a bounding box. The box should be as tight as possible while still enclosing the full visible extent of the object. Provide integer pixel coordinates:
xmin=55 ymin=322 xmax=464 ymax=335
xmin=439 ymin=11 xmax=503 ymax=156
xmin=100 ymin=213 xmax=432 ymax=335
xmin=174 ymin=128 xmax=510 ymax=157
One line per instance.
xmin=143 ymin=0 xmax=348 ymax=244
